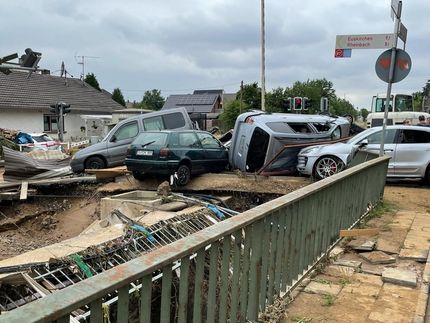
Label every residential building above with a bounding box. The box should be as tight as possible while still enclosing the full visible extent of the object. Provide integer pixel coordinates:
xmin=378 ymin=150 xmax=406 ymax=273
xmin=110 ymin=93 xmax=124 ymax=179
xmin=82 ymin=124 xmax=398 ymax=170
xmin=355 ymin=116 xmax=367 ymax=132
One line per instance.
xmin=0 ymin=71 xmax=124 ymax=141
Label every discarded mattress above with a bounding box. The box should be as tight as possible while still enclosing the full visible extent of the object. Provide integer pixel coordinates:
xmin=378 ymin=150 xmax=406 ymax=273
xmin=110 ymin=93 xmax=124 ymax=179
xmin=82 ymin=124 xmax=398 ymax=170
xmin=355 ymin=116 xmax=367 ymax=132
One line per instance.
xmin=2 ymin=147 xmax=72 ymax=181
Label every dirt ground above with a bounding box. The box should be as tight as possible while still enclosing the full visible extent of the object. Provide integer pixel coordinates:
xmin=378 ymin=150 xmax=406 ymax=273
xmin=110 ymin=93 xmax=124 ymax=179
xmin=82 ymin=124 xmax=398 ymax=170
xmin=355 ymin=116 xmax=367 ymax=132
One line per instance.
xmin=0 ymin=191 xmax=100 ymax=261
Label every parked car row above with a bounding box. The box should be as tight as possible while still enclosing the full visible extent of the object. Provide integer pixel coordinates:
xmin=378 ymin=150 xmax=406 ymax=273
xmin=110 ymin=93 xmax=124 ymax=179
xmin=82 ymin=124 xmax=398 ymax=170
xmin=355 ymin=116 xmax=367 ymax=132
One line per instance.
xmin=69 ymin=107 xmax=430 ymax=186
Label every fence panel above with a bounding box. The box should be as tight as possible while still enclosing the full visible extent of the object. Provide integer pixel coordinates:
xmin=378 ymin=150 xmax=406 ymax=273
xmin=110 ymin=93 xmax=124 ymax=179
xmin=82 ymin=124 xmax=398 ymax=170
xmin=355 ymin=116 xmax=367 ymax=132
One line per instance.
xmin=0 ymin=157 xmax=389 ymax=323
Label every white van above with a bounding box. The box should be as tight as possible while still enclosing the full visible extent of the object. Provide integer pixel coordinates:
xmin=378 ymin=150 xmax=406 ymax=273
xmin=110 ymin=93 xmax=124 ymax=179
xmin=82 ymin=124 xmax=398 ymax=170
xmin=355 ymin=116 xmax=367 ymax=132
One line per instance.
xmin=71 ymin=107 xmax=194 ymax=172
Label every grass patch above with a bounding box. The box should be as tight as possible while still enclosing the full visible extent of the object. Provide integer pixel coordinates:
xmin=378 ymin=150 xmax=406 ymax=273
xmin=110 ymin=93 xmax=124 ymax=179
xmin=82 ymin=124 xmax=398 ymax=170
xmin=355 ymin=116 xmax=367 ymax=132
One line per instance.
xmin=366 ymin=201 xmax=399 ymax=220
xmin=380 ymin=223 xmax=392 ymax=232
xmin=338 ymin=277 xmax=351 ymax=286
xmin=291 ymin=315 xmax=313 ymax=322
xmin=313 ymin=278 xmax=331 ymax=285
xmin=321 ymin=294 xmax=336 ymax=306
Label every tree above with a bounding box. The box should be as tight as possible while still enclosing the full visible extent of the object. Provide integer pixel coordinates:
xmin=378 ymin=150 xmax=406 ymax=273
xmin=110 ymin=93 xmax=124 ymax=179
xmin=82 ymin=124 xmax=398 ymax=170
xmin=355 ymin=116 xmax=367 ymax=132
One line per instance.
xmin=84 ymin=73 xmax=101 ymax=91
xmin=220 ymin=100 xmax=248 ymax=130
xmin=141 ymin=89 xmax=165 ymax=110
xmin=329 ymin=97 xmax=358 ymax=119
xmin=266 ymin=87 xmax=286 ymax=112
xmin=284 ymin=78 xmax=336 ymax=114
xmin=112 ymin=88 xmax=126 ymax=107
xmin=237 ymin=82 xmax=261 ymax=110
xmin=360 ymin=108 xmax=369 ymax=121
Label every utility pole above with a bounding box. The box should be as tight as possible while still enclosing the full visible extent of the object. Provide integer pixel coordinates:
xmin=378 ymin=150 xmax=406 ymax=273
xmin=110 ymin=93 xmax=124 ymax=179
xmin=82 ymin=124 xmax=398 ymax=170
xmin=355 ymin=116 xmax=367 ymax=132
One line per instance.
xmin=379 ymin=1 xmax=401 ymax=157
xmin=260 ymin=0 xmax=266 ymax=111
xmin=240 ymin=80 xmax=244 ymax=113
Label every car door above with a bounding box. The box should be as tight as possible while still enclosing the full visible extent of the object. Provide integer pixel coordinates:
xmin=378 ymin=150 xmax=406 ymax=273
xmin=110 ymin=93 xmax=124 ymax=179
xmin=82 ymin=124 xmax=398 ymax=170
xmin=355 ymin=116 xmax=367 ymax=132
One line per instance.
xmin=357 ymin=128 xmax=398 ymax=176
xmin=107 ymin=120 xmax=140 ymax=165
xmin=393 ymin=128 xmax=430 ymax=177
xmin=177 ymin=132 xmax=206 ymax=174
xmin=196 ymin=132 xmax=228 ymax=171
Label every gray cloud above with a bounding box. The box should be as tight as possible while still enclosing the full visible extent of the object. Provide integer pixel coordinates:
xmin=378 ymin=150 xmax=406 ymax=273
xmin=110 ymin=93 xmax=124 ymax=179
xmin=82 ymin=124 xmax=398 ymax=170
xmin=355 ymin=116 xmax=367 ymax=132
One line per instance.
xmin=1 ymin=0 xmax=429 ymax=109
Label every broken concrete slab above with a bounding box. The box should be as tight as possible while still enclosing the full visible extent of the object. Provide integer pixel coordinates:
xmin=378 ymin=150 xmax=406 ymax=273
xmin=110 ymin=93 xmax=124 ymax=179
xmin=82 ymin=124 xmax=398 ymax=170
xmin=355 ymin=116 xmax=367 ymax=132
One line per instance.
xmin=333 ymin=260 xmax=362 ymax=270
xmin=348 ymin=239 xmax=376 ymax=251
xmin=359 ymin=251 xmax=396 ymax=265
xmin=361 ymin=263 xmax=384 ymax=276
xmin=382 ymin=268 xmax=417 ymax=288
xmin=330 ymin=246 xmax=344 ymax=259
xmin=304 ymin=281 xmax=342 ymax=296
xmin=324 ymin=265 xmax=355 ymax=277
xmin=399 ymin=249 xmax=429 ymax=263
xmin=376 ymin=237 xmax=400 ymax=255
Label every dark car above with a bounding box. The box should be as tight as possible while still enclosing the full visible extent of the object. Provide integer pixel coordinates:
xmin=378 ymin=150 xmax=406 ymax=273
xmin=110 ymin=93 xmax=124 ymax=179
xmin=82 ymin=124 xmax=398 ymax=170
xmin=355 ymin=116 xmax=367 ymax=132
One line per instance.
xmin=125 ymin=130 xmax=229 ymax=185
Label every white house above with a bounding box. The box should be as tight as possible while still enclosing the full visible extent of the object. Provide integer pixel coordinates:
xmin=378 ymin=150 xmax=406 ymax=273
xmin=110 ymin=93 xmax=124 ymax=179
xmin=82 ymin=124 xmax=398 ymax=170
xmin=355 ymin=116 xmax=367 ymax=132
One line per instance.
xmin=0 ymin=71 xmax=124 ymax=141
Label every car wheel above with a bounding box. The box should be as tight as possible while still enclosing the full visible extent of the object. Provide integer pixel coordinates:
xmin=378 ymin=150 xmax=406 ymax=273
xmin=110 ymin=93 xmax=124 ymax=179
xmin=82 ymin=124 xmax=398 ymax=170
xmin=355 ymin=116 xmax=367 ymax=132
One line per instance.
xmin=313 ymin=156 xmax=345 ymax=180
xmin=132 ymin=170 xmax=146 ymax=181
xmin=425 ymin=166 xmax=430 ymax=185
xmin=84 ymin=156 xmax=105 ymax=170
xmin=176 ymin=164 xmax=191 ymax=186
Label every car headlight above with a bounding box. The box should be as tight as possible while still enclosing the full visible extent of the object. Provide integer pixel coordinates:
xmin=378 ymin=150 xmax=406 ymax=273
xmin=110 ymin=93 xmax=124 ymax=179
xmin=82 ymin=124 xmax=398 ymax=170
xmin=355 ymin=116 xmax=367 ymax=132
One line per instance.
xmin=300 ymin=147 xmax=318 ymax=155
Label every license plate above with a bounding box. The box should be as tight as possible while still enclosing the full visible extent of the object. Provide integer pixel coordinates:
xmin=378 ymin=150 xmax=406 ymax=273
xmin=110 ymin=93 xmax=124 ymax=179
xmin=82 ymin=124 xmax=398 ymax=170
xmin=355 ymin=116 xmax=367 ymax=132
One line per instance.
xmin=136 ymin=150 xmax=153 ymax=156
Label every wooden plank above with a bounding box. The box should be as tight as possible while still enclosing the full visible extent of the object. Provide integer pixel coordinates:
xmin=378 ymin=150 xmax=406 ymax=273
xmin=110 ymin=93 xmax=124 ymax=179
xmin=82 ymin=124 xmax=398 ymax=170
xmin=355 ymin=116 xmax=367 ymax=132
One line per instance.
xmin=20 ymin=181 xmax=28 ymax=200
xmin=340 ymin=228 xmax=379 ymax=237
xmin=84 ymin=166 xmax=129 ymax=179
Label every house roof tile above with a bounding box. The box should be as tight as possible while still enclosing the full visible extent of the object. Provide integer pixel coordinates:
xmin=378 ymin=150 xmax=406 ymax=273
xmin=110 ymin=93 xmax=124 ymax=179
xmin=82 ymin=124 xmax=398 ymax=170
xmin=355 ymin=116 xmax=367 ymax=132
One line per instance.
xmin=0 ymin=71 xmax=124 ymax=113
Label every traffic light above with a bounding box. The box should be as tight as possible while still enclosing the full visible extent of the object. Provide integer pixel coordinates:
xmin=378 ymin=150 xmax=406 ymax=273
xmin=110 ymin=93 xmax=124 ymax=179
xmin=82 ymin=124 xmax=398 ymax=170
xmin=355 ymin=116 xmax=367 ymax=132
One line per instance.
xmin=62 ymin=103 xmax=71 ymax=114
xmin=320 ymin=97 xmax=329 ymax=113
xmin=294 ymin=97 xmax=303 ymax=110
xmin=49 ymin=104 xmax=59 ymax=115
xmin=282 ymin=97 xmax=293 ymax=112
xmin=19 ymin=48 xmax=42 ymax=68
xmin=303 ymin=97 xmax=312 ymax=110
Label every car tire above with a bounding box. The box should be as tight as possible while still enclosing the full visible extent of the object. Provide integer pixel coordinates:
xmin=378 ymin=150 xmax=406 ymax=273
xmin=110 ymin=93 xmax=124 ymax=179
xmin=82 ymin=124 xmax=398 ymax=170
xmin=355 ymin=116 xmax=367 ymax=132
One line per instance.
xmin=176 ymin=164 xmax=191 ymax=186
xmin=132 ymin=170 xmax=146 ymax=181
xmin=313 ymin=156 xmax=345 ymax=180
xmin=84 ymin=156 xmax=106 ymax=170
xmin=425 ymin=166 xmax=430 ymax=185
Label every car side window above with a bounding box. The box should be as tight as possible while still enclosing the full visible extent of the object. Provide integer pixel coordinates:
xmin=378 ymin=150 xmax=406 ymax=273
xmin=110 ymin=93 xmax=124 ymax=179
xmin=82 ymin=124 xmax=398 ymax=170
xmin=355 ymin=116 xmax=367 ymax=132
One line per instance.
xmin=400 ymin=129 xmax=430 ymax=143
xmin=197 ymin=133 xmax=221 ymax=149
xmin=163 ymin=112 xmax=186 ymax=129
xmin=178 ymin=133 xmax=200 ymax=148
xmin=143 ymin=116 xmax=164 ymax=131
xmin=113 ymin=121 xmax=139 ymax=141
xmin=363 ymin=129 xmax=397 ymax=144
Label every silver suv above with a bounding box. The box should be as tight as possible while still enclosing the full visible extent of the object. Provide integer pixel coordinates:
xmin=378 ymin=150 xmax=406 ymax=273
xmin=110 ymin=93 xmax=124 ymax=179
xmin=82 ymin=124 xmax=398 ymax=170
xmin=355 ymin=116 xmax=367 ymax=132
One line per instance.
xmin=297 ymin=125 xmax=430 ymax=182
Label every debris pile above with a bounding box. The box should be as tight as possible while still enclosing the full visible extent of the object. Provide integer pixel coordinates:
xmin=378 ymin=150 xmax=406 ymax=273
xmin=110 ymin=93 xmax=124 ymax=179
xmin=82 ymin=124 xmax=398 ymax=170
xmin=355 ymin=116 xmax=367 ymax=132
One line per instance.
xmin=0 ymin=192 xmax=238 ymax=319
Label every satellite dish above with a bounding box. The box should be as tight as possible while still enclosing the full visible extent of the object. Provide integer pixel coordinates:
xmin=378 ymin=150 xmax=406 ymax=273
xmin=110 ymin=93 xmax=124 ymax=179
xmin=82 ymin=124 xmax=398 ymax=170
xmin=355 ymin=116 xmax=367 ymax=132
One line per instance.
xmin=60 ymin=61 xmax=65 ymax=77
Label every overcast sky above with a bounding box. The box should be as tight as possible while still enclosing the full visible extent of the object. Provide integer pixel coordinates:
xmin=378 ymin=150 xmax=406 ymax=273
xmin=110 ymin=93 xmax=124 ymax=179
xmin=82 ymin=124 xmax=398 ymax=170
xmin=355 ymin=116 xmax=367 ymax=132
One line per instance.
xmin=2 ymin=0 xmax=428 ymax=109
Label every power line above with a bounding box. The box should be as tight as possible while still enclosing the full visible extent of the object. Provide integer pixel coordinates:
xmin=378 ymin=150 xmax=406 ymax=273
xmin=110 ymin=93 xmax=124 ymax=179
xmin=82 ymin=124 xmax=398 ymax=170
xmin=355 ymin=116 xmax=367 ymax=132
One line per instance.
xmin=104 ymin=80 xmax=252 ymax=94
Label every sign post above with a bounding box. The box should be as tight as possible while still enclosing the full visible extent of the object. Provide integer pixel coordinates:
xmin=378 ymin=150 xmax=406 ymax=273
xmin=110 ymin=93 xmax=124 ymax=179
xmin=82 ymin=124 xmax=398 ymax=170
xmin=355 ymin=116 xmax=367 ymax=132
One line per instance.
xmin=379 ymin=0 xmax=402 ymax=157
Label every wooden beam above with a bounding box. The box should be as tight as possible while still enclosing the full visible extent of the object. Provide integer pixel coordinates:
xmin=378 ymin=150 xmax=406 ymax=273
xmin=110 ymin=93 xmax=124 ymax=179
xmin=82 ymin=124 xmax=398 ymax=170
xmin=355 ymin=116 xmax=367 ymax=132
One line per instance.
xmin=340 ymin=228 xmax=379 ymax=237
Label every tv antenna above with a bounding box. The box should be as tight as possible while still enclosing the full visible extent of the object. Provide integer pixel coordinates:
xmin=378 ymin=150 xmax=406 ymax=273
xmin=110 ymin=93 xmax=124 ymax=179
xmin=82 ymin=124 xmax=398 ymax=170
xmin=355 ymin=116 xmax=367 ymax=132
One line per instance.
xmin=75 ymin=55 xmax=99 ymax=80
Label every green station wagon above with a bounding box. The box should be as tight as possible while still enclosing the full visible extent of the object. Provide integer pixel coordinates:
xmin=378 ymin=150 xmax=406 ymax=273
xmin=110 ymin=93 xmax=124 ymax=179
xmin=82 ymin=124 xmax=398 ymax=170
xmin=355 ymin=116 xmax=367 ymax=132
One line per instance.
xmin=125 ymin=130 xmax=229 ymax=185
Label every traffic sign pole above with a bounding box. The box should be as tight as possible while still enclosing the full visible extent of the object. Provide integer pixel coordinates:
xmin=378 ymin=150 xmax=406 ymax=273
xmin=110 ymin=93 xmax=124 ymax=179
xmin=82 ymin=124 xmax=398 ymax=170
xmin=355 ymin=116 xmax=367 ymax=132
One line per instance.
xmin=380 ymin=1 xmax=402 ymax=157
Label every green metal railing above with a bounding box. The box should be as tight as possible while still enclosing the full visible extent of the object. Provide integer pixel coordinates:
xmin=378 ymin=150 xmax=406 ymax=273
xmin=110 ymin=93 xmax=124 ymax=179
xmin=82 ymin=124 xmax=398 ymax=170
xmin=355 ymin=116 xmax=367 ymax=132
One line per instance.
xmin=0 ymin=156 xmax=389 ymax=323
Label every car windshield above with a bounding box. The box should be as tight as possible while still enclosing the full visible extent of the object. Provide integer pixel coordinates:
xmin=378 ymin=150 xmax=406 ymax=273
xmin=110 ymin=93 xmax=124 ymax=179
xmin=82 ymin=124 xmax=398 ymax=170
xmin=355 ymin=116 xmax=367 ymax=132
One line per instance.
xmin=133 ymin=132 xmax=168 ymax=146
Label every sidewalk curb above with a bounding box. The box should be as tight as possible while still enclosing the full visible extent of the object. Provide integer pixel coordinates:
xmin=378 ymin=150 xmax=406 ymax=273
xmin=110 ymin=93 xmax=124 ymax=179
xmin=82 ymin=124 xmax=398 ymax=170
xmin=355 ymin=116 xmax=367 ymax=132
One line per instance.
xmin=413 ymin=249 xmax=430 ymax=323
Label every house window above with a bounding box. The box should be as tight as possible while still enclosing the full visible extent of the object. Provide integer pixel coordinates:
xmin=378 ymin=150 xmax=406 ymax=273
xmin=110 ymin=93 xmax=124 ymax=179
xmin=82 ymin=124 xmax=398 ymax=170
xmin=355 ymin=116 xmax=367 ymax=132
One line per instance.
xmin=43 ymin=115 xmax=65 ymax=132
